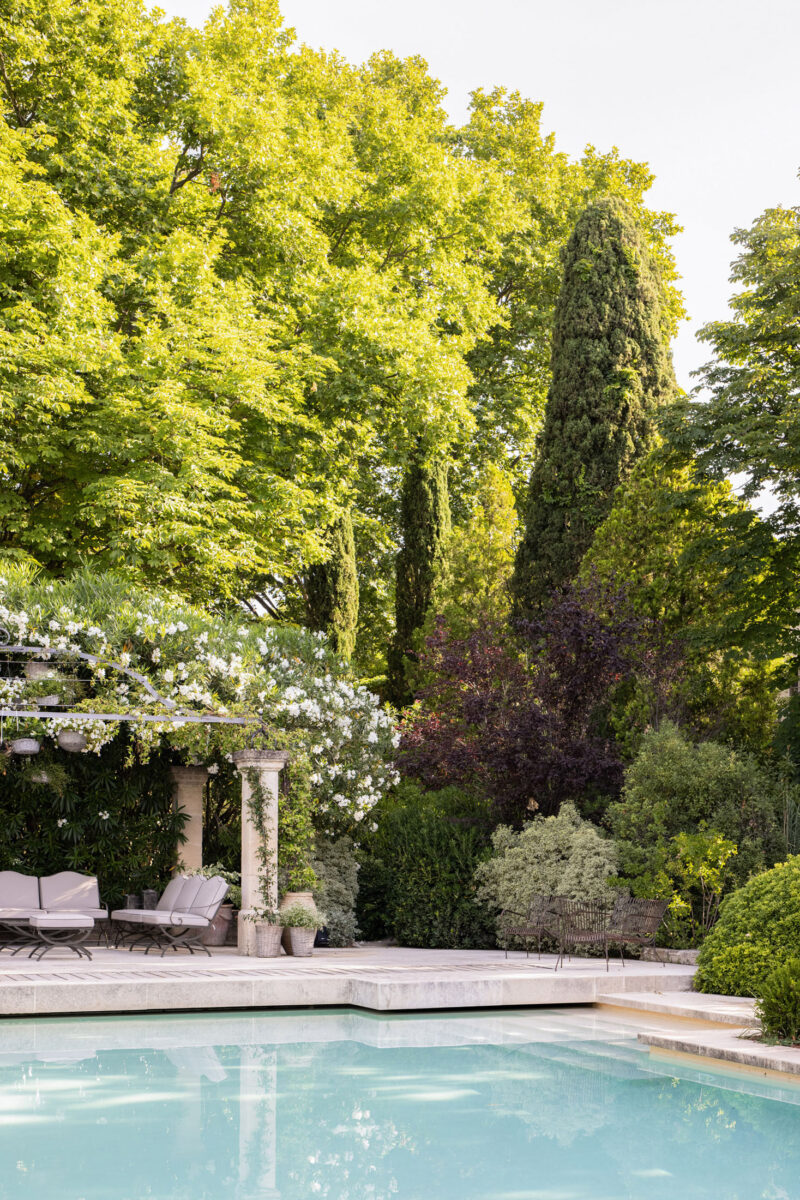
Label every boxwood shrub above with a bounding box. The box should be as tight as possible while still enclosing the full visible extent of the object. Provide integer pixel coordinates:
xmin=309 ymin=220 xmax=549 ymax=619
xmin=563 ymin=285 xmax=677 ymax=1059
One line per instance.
xmin=695 ymin=856 xmax=800 ymax=997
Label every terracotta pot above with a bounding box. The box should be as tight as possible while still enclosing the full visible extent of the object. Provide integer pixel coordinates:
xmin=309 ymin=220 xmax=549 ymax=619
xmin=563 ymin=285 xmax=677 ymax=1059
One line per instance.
xmin=284 ymin=927 xmax=315 ymax=957
xmin=254 ymin=922 xmax=283 ymax=958
xmin=10 ymin=738 xmax=40 ymax=755
xmin=201 ymin=902 xmax=235 ymax=946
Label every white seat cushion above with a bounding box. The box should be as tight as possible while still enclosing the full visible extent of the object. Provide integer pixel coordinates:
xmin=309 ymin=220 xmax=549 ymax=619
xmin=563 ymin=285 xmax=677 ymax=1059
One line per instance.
xmin=0 ymin=871 xmax=40 ymax=910
xmin=0 ymin=908 xmax=40 ymax=922
xmin=157 ymin=876 xmax=188 ymax=911
xmin=40 ymin=872 xmax=101 ymax=911
xmin=45 ymin=907 xmax=107 ymax=919
xmin=110 ymin=909 xmax=208 ymax=928
xmin=174 ymin=876 xmax=204 ymax=910
xmin=29 ymin=913 xmax=94 ymax=930
xmin=190 ymin=876 xmax=229 ymax=917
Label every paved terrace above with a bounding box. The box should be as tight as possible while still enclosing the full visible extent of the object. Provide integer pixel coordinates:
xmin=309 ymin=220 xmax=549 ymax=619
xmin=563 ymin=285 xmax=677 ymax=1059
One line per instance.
xmin=0 ymin=944 xmax=694 ymax=1017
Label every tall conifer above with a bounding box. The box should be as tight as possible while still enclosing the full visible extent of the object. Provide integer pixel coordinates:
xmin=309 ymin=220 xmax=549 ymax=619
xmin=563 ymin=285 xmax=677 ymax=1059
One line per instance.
xmin=306 ymin=511 xmax=359 ymax=660
xmin=387 ymin=455 xmax=451 ymax=706
xmin=512 ymin=198 xmax=676 ymax=617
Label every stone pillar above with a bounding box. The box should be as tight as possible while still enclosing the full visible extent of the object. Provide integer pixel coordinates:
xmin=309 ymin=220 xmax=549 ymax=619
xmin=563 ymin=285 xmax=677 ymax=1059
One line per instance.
xmin=170 ymin=765 xmax=209 ymax=873
xmin=233 ymin=750 xmax=289 ymax=955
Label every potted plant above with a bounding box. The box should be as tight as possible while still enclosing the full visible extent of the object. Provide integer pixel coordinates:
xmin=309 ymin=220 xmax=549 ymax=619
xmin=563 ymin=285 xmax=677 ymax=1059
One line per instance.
xmin=279 ymin=903 xmax=324 ymax=957
xmin=249 ymin=905 xmax=283 ymax=957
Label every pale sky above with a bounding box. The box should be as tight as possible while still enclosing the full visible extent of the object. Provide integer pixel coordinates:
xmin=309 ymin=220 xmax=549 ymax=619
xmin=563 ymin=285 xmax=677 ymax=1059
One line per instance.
xmin=156 ymin=0 xmax=800 ymax=393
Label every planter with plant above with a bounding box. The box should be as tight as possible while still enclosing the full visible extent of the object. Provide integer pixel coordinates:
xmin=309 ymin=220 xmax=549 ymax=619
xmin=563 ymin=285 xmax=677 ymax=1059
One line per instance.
xmin=279 ymin=903 xmax=324 ymax=957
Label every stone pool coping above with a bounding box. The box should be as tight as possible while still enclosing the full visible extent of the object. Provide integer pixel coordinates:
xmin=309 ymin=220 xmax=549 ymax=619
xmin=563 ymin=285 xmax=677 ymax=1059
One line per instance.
xmin=639 ymin=1027 xmax=800 ymax=1077
xmin=0 ymin=944 xmax=694 ymax=1017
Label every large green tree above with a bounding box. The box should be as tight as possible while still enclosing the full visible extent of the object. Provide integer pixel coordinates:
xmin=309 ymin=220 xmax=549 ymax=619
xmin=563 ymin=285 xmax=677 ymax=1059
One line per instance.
xmin=304 ymin=511 xmax=359 ymax=661
xmin=512 ymin=198 xmax=676 ymax=616
xmin=670 ymin=199 xmax=800 ymax=661
xmin=387 ymin=454 xmax=451 ymax=706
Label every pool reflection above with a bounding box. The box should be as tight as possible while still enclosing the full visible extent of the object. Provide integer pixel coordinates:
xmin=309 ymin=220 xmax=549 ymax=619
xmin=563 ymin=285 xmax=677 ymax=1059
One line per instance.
xmin=0 ymin=1008 xmax=798 ymax=1200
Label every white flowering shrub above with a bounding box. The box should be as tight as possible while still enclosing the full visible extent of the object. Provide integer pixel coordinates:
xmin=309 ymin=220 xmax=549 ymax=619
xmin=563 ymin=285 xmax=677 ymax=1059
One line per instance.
xmin=0 ymin=567 xmax=398 ymax=832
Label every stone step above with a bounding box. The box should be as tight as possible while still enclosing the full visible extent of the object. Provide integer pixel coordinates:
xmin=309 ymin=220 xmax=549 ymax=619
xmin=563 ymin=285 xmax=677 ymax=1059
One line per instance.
xmin=596 ymin=990 xmax=759 ymax=1028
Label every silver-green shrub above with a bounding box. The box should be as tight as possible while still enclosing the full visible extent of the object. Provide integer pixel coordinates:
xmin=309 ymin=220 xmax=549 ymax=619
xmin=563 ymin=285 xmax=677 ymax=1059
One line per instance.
xmin=312 ymin=835 xmax=360 ymax=946
xmin=475 ymin=803 xmax=618 ymax=920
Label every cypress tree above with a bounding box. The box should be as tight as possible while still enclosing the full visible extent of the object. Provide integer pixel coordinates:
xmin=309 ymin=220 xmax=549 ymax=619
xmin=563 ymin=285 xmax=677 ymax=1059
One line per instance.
xmin=387 ymin=454 xmax=451 ymax=706
xmin=511 ymin=198 xmax=676 ymax=617
xmin=306 ymin=510 xmax=359 ymax=660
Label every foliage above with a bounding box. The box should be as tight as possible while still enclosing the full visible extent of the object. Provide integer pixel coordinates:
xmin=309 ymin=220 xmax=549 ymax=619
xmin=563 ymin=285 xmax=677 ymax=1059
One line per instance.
xmin=609 ymin=723 xmax=790 ymax=894
xmin=458 ymin=89 xmax=684 ymax=497
xmin=423 ymin=463 xmax=518 ymax=641
xmin=756 ymin=959 xmax=800 ymax=1043
xmin=400 ymin=581 xmax=671 ymax=823
xmin=0 ymin=0 xmax=684 ymax=670
xmin=186 ymin=861 xmax=242 ymax=909
xmin=475 ymin=803 xmax=618 ymax=939
xmin=312 ymin=835 xmax=360 ymax=947
xmin=641 ymin=829 xmax=739 ymax=948
xmin=277 ymin=752 xmax=317 ymax=893
xmin=0 ymin=566 xmax=398 ymax=832
xmin=279 ymin=902 xmax=324 ymax=930
xmin=0 ymin=734 xmax=185 ymax=909
xmin=357 ymin=780 xmax=496 ymax=949
xmin=304 ymin=512 xmax=359 ymax=661
xmin=582 ymin=445 xmax=783 ymax=753
xmin=243 ymin=766 xmax=279 ymax=923
xmin=512 ymin=198 xmax=676 ymax=616
xmin=695 ymin=855 xmax=800 ymax=996
xmin=669 ymin=200 xmax=800 ymax=663
xmin=387 ymin=454 xmax=451 ymax=706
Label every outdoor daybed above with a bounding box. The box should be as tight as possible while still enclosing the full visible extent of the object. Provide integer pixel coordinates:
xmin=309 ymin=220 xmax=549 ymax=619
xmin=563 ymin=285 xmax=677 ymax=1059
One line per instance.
xmin=0 ymin=870 xmax=108 ymax=959
xmin=111 ymin=875 xmax=229 ymax=957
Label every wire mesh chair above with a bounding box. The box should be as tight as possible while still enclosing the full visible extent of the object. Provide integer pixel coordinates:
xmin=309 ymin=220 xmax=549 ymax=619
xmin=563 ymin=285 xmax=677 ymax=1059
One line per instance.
xmin=557 ymin=899 xmax=609 ymax=970
xmin=499 ymin=894 xmax=559 ymax=959
xmin=606 ymin=897 xmax=669 ymax=966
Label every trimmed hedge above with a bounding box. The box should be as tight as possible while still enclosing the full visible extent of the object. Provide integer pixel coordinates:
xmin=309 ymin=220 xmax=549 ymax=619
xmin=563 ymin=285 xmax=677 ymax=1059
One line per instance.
xmin=695 ymin=855 xmax=800 ymax=997
xmin=356 ymin=781 xmax=496 ymax=949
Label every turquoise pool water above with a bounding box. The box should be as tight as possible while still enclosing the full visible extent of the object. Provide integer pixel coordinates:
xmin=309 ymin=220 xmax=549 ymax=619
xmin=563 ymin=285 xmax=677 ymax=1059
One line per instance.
xmin=0 ymin=1007 xmax=798 ymax=1200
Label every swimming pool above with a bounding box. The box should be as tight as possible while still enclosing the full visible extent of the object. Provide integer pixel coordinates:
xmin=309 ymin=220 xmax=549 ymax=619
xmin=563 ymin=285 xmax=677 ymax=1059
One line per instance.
xmin=1 ymin=1007 xmax=798 ymax=1199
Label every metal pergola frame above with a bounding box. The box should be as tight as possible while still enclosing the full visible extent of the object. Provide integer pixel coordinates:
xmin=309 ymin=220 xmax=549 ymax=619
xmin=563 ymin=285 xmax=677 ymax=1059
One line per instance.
xmin=0 ymin=636 xmax=265 ymax=737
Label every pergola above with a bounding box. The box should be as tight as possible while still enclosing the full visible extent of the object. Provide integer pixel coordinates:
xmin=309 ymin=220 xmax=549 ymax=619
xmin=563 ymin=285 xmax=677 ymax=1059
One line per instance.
xmin=0 ymin=632 xmax=286 ymax=954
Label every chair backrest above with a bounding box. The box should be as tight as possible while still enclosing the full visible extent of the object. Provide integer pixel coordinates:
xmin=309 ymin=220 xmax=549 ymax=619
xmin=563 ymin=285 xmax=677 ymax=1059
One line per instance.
xmin=559 ymin=899 xmax=607 ymax=935
xmin=186 ymin=876 xmax=229 ymax=919
xmin=39 ymin=871 xmax=100 ymax=911
xmin=526 ymin=894 xmax=555 ymax=923
xmin=173 ymin=875 xmax=204 ymax=911
xmin=157 ymin=875 xmax=189 ymax=911
xmin=0 ymin=870 xmax=40 ymax=909
xmin=626 ymin=897 xmax=669 ymax=937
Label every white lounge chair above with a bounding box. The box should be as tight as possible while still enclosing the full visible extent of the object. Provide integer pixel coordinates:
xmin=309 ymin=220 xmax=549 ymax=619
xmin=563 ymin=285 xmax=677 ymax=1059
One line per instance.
xmin=0 ymin=870 xmax=107 ymax=958
xmin=110 ymin=875 xmax=229 ymax=956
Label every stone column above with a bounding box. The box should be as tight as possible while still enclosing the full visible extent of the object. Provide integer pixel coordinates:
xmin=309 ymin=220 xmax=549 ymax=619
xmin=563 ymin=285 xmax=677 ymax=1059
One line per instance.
xmin=170 ymin=765 xmax=209 ymax=873
xmin=233 ymin=750 xmax=289 ymax=955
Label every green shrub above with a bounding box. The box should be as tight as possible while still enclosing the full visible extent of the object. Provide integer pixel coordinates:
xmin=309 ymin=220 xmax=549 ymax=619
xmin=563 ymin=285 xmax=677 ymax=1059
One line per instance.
xmin=609 ymin=723 xmax=789 ymax=945
xmin=695 ymin=856 xmax=800 ymax=996
xmin=356 ymin=781 xmax=496 ymax=949
xmin=756 ymin=959 xmax=800 ymax=1043
xmin=313 ymin=836 xmax=359 ymax=946
xmin=475 ymin=802 xmax=618 ymax=935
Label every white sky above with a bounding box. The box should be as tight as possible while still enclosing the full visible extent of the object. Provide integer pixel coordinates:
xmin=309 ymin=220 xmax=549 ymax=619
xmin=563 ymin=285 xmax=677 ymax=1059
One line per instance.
xmin=156 ymin=0 xmax=800 ymax=393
